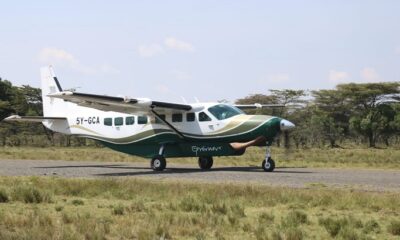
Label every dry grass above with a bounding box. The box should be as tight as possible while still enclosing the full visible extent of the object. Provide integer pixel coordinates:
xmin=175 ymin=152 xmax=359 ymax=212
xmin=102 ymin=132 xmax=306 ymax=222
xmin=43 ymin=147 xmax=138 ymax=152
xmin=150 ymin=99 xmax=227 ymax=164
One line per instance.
xmin=0 ymin=176 xmax=399 ymax=239
xmin=1 ymin=146 xmax=400 ymax=169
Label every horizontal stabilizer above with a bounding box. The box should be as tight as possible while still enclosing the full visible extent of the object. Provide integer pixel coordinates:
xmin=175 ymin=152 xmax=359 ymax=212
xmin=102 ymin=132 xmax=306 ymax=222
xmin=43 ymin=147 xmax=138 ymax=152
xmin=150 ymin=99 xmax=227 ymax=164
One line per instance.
xmin=3 ymin=115 xmax=67 ymax=123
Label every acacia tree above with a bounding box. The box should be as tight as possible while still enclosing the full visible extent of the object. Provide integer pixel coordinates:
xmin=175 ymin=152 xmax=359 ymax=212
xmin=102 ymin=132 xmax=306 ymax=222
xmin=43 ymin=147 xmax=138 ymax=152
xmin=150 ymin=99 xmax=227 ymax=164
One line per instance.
xmin=311 ymin=89 xmax=349 ymax=147
xmin=338 ymin=82 xmax=400 ymax=147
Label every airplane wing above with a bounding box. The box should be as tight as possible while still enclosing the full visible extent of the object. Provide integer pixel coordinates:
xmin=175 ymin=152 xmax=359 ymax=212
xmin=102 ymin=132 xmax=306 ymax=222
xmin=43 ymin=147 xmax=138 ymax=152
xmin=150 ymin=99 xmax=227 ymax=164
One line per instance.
xmin=235 ymin=103 xmax=285 ymax=110
xmin=3 ymin=115 xmax=67 ymax=122
xmin=48 ymin=91 xmax=192 ymax=114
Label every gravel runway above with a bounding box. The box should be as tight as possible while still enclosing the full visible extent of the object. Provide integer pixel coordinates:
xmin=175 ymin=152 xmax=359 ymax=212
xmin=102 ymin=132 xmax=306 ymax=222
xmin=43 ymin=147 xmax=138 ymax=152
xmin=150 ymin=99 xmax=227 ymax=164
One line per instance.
xmin=0 ymin=159 xmax=399 ymax=191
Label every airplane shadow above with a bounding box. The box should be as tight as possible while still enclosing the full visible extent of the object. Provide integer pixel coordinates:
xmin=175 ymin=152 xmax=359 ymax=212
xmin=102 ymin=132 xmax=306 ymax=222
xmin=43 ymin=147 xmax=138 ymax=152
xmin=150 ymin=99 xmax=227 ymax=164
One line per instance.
xmin=35 ymin=164 xmax=313 ymax=177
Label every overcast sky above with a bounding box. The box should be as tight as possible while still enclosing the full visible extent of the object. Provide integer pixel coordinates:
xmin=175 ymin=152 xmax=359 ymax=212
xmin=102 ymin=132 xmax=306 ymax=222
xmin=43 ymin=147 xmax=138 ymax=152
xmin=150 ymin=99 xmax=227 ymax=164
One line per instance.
xmin=1 ymin=1 xmax=399 ymax=103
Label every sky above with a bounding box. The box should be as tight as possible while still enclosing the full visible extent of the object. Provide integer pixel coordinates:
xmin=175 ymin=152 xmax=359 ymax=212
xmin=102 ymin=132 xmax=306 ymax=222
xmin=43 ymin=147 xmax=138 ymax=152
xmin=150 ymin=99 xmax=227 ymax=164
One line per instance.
xmin=1 ymin=1 xmax=399 ymax=103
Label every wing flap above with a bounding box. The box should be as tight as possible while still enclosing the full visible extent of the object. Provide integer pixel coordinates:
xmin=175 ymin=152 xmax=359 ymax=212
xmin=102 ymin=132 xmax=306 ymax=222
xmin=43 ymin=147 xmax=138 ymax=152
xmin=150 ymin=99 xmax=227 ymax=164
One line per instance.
xmin=235 ymin=104 xmax=285 ymax=109
xmin=3 ymin=115 xmax=67 ymax=123
xmin=49 ymin=91 xmax=192 ymax=113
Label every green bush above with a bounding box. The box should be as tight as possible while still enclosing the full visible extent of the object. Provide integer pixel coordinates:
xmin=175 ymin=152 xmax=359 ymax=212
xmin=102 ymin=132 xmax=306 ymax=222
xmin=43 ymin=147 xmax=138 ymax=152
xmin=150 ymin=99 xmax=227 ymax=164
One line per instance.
xmin=282 ymin=210 xmax=308 ymax=228
xmin=319 ymin=217 xmax=346 ymax=237
xmin=0 ymin=189 xmax=9 ymax=203
xmin=388 ymin=220 xmax=400 ymax=236
xmin=112 ymin=204 xmax=125 ymax=215
xmin=55 ymin=205 xmax=64 ymax=212
xmin=71 ymin=199 xmax=84 ymax=206
xmin=363 ymin=219 xmax=380 ymax=234
xmin=12 ymin=186 xmax=52 ymax=203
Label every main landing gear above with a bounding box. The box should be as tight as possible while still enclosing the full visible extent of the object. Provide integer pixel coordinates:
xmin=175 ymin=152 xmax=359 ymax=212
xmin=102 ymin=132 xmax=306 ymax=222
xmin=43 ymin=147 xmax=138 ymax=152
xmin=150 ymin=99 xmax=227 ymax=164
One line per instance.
xmin=198 ymin=156 xmax=213 ymax=170
xmin=262 ymin=146 xmax=275 ymax=172
xmin=151 ymin=145 xmax=167 ymax=171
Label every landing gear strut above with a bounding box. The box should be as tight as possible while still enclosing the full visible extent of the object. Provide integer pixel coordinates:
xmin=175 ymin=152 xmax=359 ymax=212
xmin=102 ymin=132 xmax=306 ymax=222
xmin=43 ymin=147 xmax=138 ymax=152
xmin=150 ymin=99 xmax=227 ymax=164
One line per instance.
xmin=262 ymin=146 xmax=275 ymax=172
xmin=198 ymin=156 xmax=213 ymax=170
xmin=151 ymin=145 xmax=167 ymax=171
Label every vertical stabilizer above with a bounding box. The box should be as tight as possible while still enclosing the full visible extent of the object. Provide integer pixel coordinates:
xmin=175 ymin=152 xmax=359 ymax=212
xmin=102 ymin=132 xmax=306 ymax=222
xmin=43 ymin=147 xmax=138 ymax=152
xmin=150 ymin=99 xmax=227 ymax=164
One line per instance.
xmin=41 ymin=66 xmax=68 ymax=117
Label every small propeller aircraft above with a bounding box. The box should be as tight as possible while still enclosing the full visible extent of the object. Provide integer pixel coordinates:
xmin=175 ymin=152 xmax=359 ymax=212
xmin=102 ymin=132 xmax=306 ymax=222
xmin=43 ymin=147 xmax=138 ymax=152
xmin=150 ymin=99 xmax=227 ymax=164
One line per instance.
xmin=4 ymin=66 xmax=295 ymax=172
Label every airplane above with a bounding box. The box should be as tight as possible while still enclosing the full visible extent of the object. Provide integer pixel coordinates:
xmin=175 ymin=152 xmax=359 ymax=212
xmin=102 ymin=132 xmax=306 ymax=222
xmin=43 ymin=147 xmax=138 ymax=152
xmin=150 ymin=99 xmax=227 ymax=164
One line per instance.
xmin=4 ymin=66 xmax=295 ymax=172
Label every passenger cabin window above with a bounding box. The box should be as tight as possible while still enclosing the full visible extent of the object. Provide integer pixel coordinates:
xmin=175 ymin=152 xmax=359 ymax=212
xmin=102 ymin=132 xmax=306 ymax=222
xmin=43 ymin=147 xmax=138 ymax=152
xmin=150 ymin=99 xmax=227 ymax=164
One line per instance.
xmin=138 ymin=116 xmax=148 ymax=124
xmin=172 ymin=113 xmax=183 ymax=122
xmin=114 ymin=117 xmax=123 ymax=126
xmin=198 ymin=112 xmax=211 ymax=122
xmin=208 ymin=104 xmax=243 ymax=120
xmin=126 ymin=116 xmax=135 ymax=125
xmin=155 ymin=114 xmax=165 ymax=123
xmin=104 ymin=118 xmax=112 ymax=126
xmin=186 ymin=113 xmax=195 ymax=122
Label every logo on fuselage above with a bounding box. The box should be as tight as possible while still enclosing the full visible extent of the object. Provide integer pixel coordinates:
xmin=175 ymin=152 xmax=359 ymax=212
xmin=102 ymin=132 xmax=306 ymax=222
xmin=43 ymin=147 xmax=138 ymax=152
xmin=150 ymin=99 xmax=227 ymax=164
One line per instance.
xmin=191 ymin=146 xmax=223 ymax=156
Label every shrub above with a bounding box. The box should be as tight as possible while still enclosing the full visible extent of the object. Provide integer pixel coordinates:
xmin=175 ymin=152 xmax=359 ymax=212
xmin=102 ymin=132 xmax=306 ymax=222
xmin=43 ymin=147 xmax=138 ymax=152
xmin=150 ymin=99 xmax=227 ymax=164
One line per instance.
xmin=388 ymin=220 xmax=400 ymax=236
xmin=319 ymin=217 xmax=345 ymax=237
xmin=258 ymin=212 xmax=274 ymax=223
xmin=13 ymin=186 xmax=52 ymax=203
xmin=0 ymin=189 xmax=9 ymax=203
xmin=71 ymin=199 xmax=84 ymax=206
xmin=112 ymin=204 xmax=125 ymax=215
xmin=363 ymin=219 xmax=380 ymax=234
xmin=282 ymin=210 xmax=308 ymax=228
xmin=285 ymin=228 xmax=303 ymax=240
xmin=55 ymin=205 xmax=64 ymax=212
xmin=338 ymin=227 xmax=358 ymax=240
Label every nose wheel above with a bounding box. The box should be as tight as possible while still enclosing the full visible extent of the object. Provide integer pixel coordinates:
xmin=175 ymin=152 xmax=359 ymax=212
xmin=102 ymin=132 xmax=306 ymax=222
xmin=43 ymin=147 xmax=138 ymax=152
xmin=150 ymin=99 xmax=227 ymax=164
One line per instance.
xmin=262 ymin=157 xmax=275 ymax=172
xmin=262 ymin=145 xmax=275 ymax=172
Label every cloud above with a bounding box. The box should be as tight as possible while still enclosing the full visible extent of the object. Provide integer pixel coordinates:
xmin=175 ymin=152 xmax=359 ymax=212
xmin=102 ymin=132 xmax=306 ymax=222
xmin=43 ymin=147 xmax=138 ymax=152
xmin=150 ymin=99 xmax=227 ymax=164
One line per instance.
xmin=329 ymin=70 xmax=350 ymax=83
xmin=360 ymin=67 xmax=381 ymax=82
xmin=170 ymin=70 xmax=192 ymax=80
xmin=38 ymin=47 xmax=119 ymax=75
xmin=137 ymin=44 xmax=164 ymax=57
xmin=164 ymin=37 xmax=194 ymax=52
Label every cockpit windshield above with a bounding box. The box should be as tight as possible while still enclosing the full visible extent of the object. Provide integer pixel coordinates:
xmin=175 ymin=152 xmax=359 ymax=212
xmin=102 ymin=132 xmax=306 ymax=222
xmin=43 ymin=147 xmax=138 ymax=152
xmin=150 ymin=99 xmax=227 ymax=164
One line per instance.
xmin=208 ymin=104 xmax=244 ymax=120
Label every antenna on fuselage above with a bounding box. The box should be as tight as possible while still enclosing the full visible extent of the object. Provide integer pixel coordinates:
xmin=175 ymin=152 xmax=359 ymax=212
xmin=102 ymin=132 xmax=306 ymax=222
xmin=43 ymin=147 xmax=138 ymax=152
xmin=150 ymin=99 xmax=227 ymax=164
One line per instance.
xmin=194 ymin=97 xmax=200 ymax=103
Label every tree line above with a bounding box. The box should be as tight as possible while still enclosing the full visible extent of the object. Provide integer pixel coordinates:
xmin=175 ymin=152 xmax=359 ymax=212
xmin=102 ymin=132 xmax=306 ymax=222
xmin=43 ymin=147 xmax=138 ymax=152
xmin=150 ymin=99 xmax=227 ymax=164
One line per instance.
xmin=236 ymin=83 xmax=400 ymax=148
xmin=1 ymin=77 xmax=400 ymax=148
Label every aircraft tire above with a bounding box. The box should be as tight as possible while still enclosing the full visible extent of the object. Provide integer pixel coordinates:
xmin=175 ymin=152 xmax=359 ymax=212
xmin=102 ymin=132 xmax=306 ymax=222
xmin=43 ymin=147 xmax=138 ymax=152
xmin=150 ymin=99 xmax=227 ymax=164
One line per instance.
xmin=198 ymin=156 xmax=213 ymax=170
xmin=151 ymin=156 xmax=166 ymax=171
xmin=262 ymin=158 xmax=275 ymax=172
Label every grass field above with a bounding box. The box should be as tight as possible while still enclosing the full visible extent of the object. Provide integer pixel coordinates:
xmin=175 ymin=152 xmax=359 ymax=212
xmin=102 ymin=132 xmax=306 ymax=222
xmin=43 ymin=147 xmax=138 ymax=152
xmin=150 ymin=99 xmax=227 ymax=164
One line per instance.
xmin=0 ymin=177 xmax=399 ymax=240
xmin=1 ymin=146 xmax=400 ymax=169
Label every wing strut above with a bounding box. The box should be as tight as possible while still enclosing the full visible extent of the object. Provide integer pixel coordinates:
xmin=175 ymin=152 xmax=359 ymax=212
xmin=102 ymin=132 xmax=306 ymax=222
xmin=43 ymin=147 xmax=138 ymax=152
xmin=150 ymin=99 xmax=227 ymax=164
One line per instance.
xmin=151 ymin=108 xmax=185 ymax=139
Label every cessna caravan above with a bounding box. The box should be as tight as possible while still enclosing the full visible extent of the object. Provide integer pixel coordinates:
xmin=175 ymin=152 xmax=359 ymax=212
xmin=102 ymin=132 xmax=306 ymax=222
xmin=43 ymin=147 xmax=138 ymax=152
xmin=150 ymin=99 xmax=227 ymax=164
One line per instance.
xmin=4 ymin=66 xmax=295 ymax=172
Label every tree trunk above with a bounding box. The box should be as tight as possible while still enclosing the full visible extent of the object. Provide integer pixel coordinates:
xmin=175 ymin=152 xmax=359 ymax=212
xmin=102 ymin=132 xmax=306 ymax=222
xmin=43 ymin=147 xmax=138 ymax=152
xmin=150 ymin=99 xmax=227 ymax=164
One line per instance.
xmin=368 ymin=132 xmax=375 ymax=148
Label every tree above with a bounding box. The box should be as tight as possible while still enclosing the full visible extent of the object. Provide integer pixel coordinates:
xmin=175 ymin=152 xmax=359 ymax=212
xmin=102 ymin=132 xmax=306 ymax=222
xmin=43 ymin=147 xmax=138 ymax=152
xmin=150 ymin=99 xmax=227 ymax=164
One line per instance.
xmin=338 ymin=82 xmax=400 ymax=147
xmin=311 ymin=90 xmax=348 ymax=147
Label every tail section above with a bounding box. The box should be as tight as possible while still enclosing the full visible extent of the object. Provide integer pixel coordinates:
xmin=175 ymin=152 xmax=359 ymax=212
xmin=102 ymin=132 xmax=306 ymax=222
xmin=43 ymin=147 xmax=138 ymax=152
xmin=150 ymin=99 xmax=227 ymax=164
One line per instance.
xmin=41 ymin=66 xmax=69 ymax=117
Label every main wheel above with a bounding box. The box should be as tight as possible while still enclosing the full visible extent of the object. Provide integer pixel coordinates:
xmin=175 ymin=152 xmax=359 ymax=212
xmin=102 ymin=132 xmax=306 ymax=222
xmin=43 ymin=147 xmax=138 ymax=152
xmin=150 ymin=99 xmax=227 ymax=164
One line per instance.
xmin=151 ymin=155 xmax=166 ymax=171
xmin=198 ymin=156 xmax=213 ymax=170
xmin=262 ymin=158 xmax=275 ymax=172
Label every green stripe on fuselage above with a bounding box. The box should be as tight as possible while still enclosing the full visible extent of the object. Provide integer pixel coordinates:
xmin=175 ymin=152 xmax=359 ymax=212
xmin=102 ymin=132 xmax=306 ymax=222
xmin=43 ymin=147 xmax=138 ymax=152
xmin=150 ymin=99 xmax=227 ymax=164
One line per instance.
xmin=97 ymin=116 xmax=282 ymax=158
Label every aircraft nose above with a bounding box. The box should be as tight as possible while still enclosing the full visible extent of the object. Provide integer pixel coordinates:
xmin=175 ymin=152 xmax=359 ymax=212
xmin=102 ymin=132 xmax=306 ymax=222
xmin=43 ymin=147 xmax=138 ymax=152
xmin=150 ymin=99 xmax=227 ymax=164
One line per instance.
xmin=280 ymin=119 xmax=295 ymax=131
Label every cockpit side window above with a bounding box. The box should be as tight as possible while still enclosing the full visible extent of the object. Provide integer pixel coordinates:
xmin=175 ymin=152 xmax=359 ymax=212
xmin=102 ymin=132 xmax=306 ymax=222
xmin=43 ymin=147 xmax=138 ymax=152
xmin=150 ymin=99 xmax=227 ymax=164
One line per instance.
xmin=198 ymin=112 xmax=211 ymax=122
xmin=208 ymin=104 xmax=243 ymax=120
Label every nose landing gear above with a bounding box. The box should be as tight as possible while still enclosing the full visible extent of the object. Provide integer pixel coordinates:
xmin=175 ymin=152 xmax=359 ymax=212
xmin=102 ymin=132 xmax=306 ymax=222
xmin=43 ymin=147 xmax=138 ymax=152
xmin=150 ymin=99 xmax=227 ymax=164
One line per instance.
xmin=262 ymin=145 xmax=275 ymax=172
